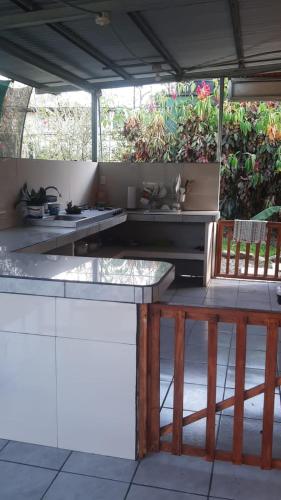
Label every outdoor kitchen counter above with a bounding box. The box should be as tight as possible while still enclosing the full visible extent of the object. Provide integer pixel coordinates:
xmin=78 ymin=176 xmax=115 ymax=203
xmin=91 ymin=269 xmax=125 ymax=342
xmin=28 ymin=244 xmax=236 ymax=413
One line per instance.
xmin=0 ymin=221 xmax=175 ymax=461
xmin=0 ymin=210 xmax=127 ymax=254
xmin=0 ymin=250 xmax=174 ymax=303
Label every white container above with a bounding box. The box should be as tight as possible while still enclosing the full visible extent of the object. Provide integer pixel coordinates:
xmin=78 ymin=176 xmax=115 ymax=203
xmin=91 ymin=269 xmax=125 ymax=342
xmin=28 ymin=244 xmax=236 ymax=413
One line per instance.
xmin=127 ymin=186 xmax=137 ymax=209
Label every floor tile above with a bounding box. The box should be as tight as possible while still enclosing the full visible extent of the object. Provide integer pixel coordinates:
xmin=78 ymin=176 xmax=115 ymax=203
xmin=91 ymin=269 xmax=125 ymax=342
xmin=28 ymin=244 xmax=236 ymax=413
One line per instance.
xmin=160 ymin=329 xmax=174 ymax=360
xmin=44 ymin=471 xmax=128 ymax=499
xmin=164 ymin=383 xmax=224 ymax=412
xmin=0 ymin=441 xmax=70 ymax=470
xmin=127 ymin=484 xmax=207 ymax=500
xmin=0 ymin=461 xmax=56 ymax=500
xmin=185 ymin=343 xmax=229 ymax=365
xmin=218 ymin=322 xmax=235 ymax=334
xmin=229 ymin=348 xmax=266 ymax=370
xmin=246 ymin=325 xmax=266 ymax=336
xmin=160 ymin=408 xmax=219 ymax=448
xmin=188 ymin=328 xmax=232 ymax=348
xmin=223 ymin=388 xmax=281 ymax=422
xmin=225 ymin=366 xmax=268 ymax=390
xmin=63 ymin=451 xmax=137 ymax=482
xmin=231 ymin=333 xmax=266 ymax=351
xmin=204 ymin=297 xmax=238 ymax=308
xmin=133 ymin=452 xmax=212 ymax=496
xmin=210 ymin=459 xmax=281 ymax=500
xmin=217 ymin=415 xmax=281 ymax=458
xmin=160 ymin=358 xmax=174 ymax=382
xmin=0 ymin=439 xmax=8 ymax=452
xmin=170 ymin=295 xmax=205 ymax=306
xmin=183 ymin=362 xmax=227 ymax=387
xmin=160 ymin=381 xmax=171 ymax=407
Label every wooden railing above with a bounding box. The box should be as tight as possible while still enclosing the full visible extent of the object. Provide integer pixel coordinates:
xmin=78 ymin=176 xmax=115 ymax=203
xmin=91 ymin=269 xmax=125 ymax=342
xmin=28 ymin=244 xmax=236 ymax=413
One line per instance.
xmin=215 ymin=220 xmax=281 ymax=281
xmin=138 ymin=303 xmax=281 ymax=469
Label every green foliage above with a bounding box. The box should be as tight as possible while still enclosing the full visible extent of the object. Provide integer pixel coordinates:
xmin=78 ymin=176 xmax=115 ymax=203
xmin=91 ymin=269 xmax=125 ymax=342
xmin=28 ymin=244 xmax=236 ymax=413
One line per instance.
xmin=109 ymin=81 xmax=281 ymax=219
xmin=252 ymin=206 xmax=281 ymax=221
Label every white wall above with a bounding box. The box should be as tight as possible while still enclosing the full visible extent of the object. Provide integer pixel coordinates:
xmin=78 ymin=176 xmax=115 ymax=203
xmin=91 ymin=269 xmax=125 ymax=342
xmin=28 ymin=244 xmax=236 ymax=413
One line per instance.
xmin=0 ymin=158 xmax=98 ymax=230
xmin=98 ymin=162 xmax=220 ymax=211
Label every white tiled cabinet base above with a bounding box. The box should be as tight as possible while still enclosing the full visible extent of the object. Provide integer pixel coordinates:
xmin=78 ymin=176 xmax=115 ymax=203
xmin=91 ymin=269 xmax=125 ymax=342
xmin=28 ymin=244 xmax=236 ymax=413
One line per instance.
xmin=0 ymin=294 xmax=138 ymax=459
xmin=0 ymin=331 xmax=57 ymax=446
xmin=56 ymin=337 xmax=136 ymax=459
xmin=0 ymin=293 xmax=55 ymax=335
xmin=56 ymin=299 xmax=137 ymax=459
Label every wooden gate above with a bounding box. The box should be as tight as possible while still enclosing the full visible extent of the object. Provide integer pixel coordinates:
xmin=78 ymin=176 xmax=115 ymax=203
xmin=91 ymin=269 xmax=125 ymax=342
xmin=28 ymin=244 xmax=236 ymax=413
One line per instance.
xmin=138 ymin=303 xmax=281 ymax=469
xmin=215 ymin=220 xmax=281 ymax=281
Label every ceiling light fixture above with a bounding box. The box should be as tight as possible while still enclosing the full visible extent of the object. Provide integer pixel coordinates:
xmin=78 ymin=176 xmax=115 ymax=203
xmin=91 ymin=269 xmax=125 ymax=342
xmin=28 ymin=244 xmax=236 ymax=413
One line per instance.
xmin=152 ymin=63 xmax=162 ymax=82
xmin=95 ymin=12 xmax=111 ymax=26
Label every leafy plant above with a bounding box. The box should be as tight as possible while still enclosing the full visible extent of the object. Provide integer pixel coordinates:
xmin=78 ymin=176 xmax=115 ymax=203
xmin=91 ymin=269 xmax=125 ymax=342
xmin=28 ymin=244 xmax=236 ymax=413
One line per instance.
xmin=252 ymin=206 xmax=281 ymax=221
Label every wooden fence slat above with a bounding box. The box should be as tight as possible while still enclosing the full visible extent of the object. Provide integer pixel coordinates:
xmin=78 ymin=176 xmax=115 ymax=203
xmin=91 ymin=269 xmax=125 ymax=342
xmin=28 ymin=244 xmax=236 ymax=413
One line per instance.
xmin=160 ymin=375 xmax=281 ymax=437
xmin=244 ymin=242 xmax=251 ymax=276
xmin=234 ymin=241 xmax=241 ymax=277
xmin=232 ymin=316 xmax=247 ymax=464
xmin=263 ymin=227 xmax=272 ymax=278
xmin=261 ymin=320 xmax=279 ymax=469
xmin=148 ymin=307 xmax=161 ymax=452
xmin=138 ymin=304 xmax=148 ymax=458
xmin=226 ymin=228 xmax=232 ymax=275
xmin=206 ymin=318 xmax=218 ymax=461
xmin=254 ymin=242 xmax=261 ymax=277
xmin=275 ymin=229 xmax=281 ymax=278
xmin=172 ymin=310 xmax=186 ymax=455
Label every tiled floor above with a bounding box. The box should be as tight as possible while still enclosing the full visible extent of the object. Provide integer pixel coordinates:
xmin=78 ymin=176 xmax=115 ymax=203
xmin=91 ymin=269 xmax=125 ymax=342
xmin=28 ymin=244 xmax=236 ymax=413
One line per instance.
xmin=0 ymin=278 xmax=281 ymax=499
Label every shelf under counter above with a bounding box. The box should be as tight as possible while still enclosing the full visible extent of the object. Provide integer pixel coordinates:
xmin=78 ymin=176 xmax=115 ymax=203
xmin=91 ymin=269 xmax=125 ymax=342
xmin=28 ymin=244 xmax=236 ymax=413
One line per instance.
xmin=88 ymin=244 xmax=204 ymax=261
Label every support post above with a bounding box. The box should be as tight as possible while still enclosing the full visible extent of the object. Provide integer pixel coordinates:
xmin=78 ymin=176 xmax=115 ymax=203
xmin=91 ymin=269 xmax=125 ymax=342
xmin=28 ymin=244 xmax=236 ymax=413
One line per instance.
xmin=91 ymin=90 xmax=98 ymax=162
xmin=216 ymin=77 xmax=224 ymax=162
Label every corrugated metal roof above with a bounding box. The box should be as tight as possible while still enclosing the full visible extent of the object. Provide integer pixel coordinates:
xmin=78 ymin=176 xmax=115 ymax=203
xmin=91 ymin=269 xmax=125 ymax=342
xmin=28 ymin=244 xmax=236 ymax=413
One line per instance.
xmin=0 ymin=0 xmax=280 ymax=93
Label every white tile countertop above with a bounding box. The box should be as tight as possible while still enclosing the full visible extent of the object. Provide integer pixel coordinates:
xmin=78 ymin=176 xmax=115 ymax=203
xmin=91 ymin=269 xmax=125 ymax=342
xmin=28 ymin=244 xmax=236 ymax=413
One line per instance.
xmin=0 ymin=211 xmax=127 ymax=253
xmin=0 ymin=252 xmax=174 ymax=303
xmin=0 ymin=212 xmax=175 ymax=303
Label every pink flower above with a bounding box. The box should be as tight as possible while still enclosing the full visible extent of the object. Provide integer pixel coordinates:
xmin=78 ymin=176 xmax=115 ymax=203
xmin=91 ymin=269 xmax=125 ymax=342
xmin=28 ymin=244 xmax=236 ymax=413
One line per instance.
xmin=254 ymin=160 xmax=260 ymax=172
xmin=196 ymin=81 xmax=211 ymax=100
xmin=171 ymin=89 xmax=177 ymax=100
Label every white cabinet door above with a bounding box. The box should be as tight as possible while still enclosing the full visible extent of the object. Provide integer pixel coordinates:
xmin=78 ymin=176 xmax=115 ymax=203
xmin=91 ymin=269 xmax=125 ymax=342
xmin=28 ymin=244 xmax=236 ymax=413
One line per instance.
xmin=0 ymin=331 xmax=57 ymax=446
xmin=0 ymin=293 xmax=55 ymax=336
xmin=57 ymin=337 xmax=136 ymax=459
xmin=56 ymin=298 xmax=137 ymax=344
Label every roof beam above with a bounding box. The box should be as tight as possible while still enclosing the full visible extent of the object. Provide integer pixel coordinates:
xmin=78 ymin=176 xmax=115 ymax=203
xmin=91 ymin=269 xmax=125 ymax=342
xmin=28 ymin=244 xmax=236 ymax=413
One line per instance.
xmin=0 ymin=37 xmax=93 ymax=92
xmin=0 ymin=6 xmax=93 ymax=31
xmin=228 ymin=0 xmax=244 ymax=68
xmin=50 ymin=24 xmax=132 ymax=80
xmin=10 ymin=0 xmax=132 ymax=81
xmin=0 ymin=67 xmax=46 ymax=89
xmin=128 ymin=11 xmax=182 ymax=76
xmin=0 ymin=0 xmax=201 ymax=31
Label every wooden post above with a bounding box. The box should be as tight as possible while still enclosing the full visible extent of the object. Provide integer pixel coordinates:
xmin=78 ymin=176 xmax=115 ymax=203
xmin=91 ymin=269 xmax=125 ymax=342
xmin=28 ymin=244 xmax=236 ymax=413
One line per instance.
xmin=149 ymin=308 xmax=161 ymax=452
xmin=206 ymin=317 xmax=218 ymax=460
xmin=138 ymin=304 xmax=148 ymax=458
xmin=261 ymin=320 xmax=279 ymax=469
xmin=172 ymin=310 xmax=186 ymax=455
xmin=232 ymin=315 xmax=247 ymax=464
